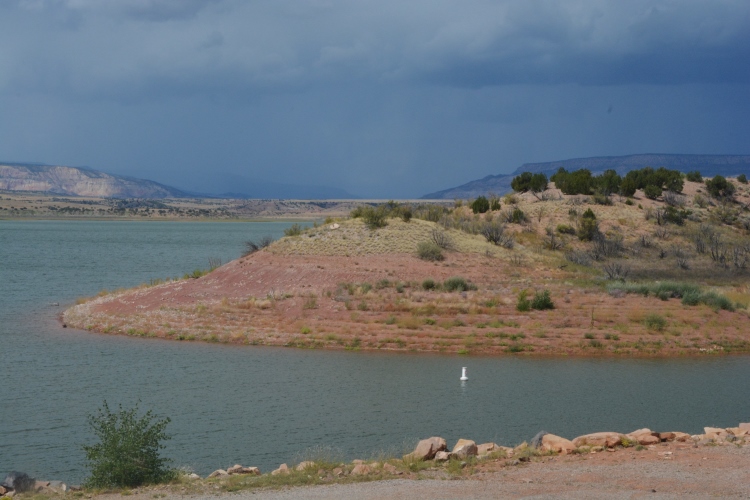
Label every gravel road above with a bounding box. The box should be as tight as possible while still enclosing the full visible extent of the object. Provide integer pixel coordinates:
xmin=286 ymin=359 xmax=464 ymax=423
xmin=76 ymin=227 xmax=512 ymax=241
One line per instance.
xmin=149 ymin=443 xmax=750 ymax=500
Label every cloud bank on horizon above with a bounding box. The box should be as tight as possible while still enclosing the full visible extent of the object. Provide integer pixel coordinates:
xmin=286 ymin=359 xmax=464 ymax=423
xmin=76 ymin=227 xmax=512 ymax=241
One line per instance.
xmin=1 ymin=0 xmax=748 ymax=198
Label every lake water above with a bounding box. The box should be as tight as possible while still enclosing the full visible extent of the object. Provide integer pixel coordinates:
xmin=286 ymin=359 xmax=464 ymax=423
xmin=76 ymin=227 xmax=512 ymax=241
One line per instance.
xmin=1 ymin=220 xmax=749 ymax=483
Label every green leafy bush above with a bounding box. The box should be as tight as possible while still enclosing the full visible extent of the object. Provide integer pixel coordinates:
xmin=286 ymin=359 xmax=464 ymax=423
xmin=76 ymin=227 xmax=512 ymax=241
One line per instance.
xmin=470 ymin=196 xmax=490 ymax=214
xmin=705 ymin=175 xmax=736 ymax=200
xmin=644 ymin=314 xmax=667 ymax=332
xmin=643 ymin=184 xmax=662 ymax=200
xmin=556 ymin=224 xmax=575 ymax=235
xmin=422 ymin=278 xmax=437 ymax=290
xmin=530 ymin=289 xmax=554 ymax=310
xmin=577 ymin=209 xmax=599 ymax=241
xmin=362 ymin=206 xmax=389 ymax=229
xmin=511 ymin=172 xmax=548 ymax=195
xmin=284 ymin=223 xmax=305 ymax=236
xmin=738 ymin=174 xmax=748 ymax=184
xmin=686 ymin=171 xmax=703 ymax=182
xmin=551 ymin=168 xmax=594 ymax=195
xmin=443 ymin=276 xmax=476 ymax=292
xmin=516 ymin=290 xmax=531 ymax=312
xmin=682 ymin=291 xmax=735 ymax=311
xmin=416 ymin=241 xmax=444 ymax=261
xmin=83 ymin=402 xmax=175 ymax=488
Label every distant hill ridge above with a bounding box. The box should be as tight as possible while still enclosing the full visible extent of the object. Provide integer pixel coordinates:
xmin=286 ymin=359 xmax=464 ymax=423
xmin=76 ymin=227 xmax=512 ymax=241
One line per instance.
xmin=0 ymin=163 xmax=186 ymax=199
xmin=422 ymin=154 xmax=750 ymax=199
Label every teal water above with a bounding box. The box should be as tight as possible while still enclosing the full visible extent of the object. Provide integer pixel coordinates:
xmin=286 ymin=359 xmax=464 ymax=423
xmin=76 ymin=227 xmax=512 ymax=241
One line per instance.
xmin=1 ymin=220 xmax=749 ymax=483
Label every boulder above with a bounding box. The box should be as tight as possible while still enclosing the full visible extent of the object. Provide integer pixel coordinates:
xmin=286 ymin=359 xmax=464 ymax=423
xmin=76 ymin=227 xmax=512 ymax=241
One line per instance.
xmin=271 ymin=464 xmax=289 ymax=476
xmin=187 ymin=474 xmax=201 ymax=480
xmin=227 ymin=464 xmax=244 ymax=474
xmin=572 ymin=432 xmax=624 ymax=448
xmin=672 ymin=432 xmax=691 ymax=442
xmin=208 ymin=469 xmax=228 ymax=478
xmin=727 ymin=427 xmax=748 ymax=437
xmin=404 ymin=437 xmax=447 ymax=461
xmin=658 ymin=432 xmax=675 ymax=441
xmin=530 ymin=431 xmax=548 ymax=449
xmin=0 ymin=486 xmax=6 ymax=496
xmin=434 ymin=451 xmax=453 ymax=462
xmin=739 ymin=423 xmax=750 ymax=432
xmin=351 ymin=464 xmax=372 ymax=476
xmin=296 ymin=461 xmax=315 ymax=471
xmin=477 ymin=443 xmax=500 ymax=456
xmin=541 ymin=434 xmax=575 ymax=454
xmin=626 ymin=428 xmax=661 ymax=446
xmin=332 ymin=467 xmax=344 ymax=477
xmin=1 ymin=472 xmax=35 ymax=493
xmin=704 ymin=428 xmax=730 ymax=441
xmin=47 ymin=481 xmax=67 ymax=492
xmin=382 ymin=463 xmax=398 ymax=474
xmin=451 ymin=439 xmax=478 ymax=459
xmin=33 ymin=481 xmax=49 ymax=492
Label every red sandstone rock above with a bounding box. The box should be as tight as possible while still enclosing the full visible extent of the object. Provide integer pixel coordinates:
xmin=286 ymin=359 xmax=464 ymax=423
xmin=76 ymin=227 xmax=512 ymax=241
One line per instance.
xmin=404 ymin=437 xmax=447 ymax=461
xmin=477 ymin=443 xmax=497 ymax=456
xmin=351 ymin=464 xmax=372 ymax=476
xmin=627 ymin=428 xmax=661 ymax=445
xmin=452 ymin=439 xmax=479 ymax=459
xmin=271 ymin=464 xmax=289 ymax=476
xmin=572 ymin=432 xmax=624 ymax=448
xmin=541 ymin=434 xmax=576 ymax=454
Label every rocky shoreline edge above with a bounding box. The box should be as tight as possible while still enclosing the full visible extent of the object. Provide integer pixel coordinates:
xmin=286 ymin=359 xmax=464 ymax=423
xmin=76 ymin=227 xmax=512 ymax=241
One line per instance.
xmin=4 ymin=422 xmax=748 ymax=497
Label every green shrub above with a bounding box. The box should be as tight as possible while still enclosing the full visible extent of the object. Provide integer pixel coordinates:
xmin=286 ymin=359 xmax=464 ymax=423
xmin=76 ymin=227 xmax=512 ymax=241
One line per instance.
xmin=643 ymin=184 xmax=662 ymax=200
xmin=686 ymin=171 xmax=703 ymax=182
xmin=705 ymin=175 xmax=736 ymax=199
xmin=738 ymin=174 xmax=748 ymax=184
xmin=584 ymin=333 xmax=595 ymax=339
xmin=83 ymin=402 xmax=175 ymax=488
xmin=516 ymin=290 xmax=531 ymax=312
xmin=577 ymin=213 xmax=599 ymax=241
xmin=682 ymin=291 xmax=735 ymax=311
xmin=511 ymin=172 xmax=548 ymax=195
xmin=422 ymin=279 xmax=437 ymax=290
xmin=613 ymin=282 xmax=735 ymax=311
xmin=362 ymin=206 xmax=389 ymax=229
xmin=284 ymin=223 xmax=305 ymax=236
xmin=443 ymin=276 xmax=476 ymax=292
xmin=552 ymin=168 xmax=594 ymax=195
xmin=416 ymin=241 xmax=444 ymax=261
xmin=644 ymin=314 xmax=667 ymax=332
xmin=509 ymin=207 xmax=527 ymax=224
xmin=530 ymin=290 xmax=554 ymax=310
xmin=556 ymin=224 xmax=575 ymax=235
xmin=470 ymin=196 xmax=490 ymax=214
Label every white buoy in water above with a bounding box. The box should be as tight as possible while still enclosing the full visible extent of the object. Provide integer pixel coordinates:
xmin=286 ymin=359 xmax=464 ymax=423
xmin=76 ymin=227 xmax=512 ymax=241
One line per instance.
xmin=460 ymin=367 xmax=468 ymax=381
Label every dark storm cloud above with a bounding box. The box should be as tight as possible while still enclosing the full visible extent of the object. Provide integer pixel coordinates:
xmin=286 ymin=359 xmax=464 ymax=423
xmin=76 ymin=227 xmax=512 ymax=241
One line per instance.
xmin=0 ymin=1 xmax=748 ymax=198
xmin=2 ymin=0 xmax=749 ymax=99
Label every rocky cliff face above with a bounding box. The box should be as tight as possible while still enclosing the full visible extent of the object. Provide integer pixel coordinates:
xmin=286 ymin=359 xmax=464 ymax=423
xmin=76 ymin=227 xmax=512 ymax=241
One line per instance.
xmin=0 ymin=164 xmax=185 ymax=198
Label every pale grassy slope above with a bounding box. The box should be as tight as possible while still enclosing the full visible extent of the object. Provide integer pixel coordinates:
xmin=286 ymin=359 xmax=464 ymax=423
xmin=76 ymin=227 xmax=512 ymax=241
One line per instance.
xmin=268 ymin=218 xmax=500 ymax=256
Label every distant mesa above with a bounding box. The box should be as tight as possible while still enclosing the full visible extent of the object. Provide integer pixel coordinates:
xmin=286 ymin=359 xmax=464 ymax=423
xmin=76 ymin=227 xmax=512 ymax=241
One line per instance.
xmin=0 ymin=163 xmax=186 ymax=199
xmin=0 ymin=163 xmax=360 ymax=200
xmin=422 ymin=154 xmax=750 ymax=199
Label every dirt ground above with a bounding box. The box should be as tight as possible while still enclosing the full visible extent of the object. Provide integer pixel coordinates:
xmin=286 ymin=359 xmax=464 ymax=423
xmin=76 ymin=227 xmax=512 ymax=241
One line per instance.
xmin=87 ymin=442 xmax=750 ymax=499
xmin=64 ymin=247 xmax=750 ymax=357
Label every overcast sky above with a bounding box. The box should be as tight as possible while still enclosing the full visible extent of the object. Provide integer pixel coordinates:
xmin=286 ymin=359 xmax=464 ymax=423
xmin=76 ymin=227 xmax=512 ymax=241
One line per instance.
xmin=1 ymin=0 xmax=749 ymax=198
